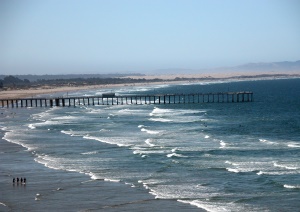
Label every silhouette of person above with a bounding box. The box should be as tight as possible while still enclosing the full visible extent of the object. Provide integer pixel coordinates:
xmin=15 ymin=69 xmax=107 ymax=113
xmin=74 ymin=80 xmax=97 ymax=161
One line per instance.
xmin=24 ymin=178 xmax=26 ymax=183
xmin=21 ymin=178 xmax=23 ymax=183
xmin=13 ymin=178 xmax=15 ymax=183
xmin=17 ymin=177 xmax=19 ymax=183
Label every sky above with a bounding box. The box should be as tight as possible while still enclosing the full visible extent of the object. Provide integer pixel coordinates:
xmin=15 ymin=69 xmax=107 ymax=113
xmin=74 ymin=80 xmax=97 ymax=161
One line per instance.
xmin=0 ymin=0 xmax=299 ymax=75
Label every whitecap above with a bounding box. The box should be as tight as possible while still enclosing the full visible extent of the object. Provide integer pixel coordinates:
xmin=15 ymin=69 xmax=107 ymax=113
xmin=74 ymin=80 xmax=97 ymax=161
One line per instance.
xmin=171 ymin=148 xmax=178 ymax=152
xmin=284 ymin=184 xmax=300 ymax=189
xmin=287 ymin=143 xmax=300 ymax=148
xmin=225 ymin=161 xmax=238 ymax=166
xmin=178 ymin=199 xmax=257 ymax=212
xmin=28 ymin=124 xmax=36 ymax=129
xmin=0 ymin=202 xmax=7 ymax=207
xmin=274 ymin=162 xmax=298 ymax=170
xmin=83 ymin=135 xmax=131 ymax=147
xmin=257 ymin=171 xmax=264 ymax=175
xmin=88 ymin=172 xmax=104 ymax=180
xmin=133 ymin=149 xmax=167 ymax=155
xmin=149 ymin=107 xmax=172 ymax=116
xmin=104 ymin=178 xmax=121 ymax=183
xmin=166 ymin=153 xmax=187 ymax=158
xmin=149 ymin=117 xmax=172 ymax=122
xmin=61 ymin=130 xmax=79 ymax=136
xmin=145 ymin=138 xmax=155 ymax=147
xmin=81 ymin=151 xmax=98 ymax=155
xmin=226 ymin=168 xmax=240 ymax=173
xmin=259 ymin=138 xmax=276 ymax=145
xmin=219 ymin=140 xmax=227 ymax=148
xmin=141 ymin=128 xmax=161 ymax=135
xmin=257 ymin=170 xmax=297 ymax=175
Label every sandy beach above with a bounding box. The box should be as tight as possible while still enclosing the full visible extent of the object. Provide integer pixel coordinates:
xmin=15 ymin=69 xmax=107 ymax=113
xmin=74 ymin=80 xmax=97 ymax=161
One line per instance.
xmin=1 ymin=72 xmax=299 ymax=100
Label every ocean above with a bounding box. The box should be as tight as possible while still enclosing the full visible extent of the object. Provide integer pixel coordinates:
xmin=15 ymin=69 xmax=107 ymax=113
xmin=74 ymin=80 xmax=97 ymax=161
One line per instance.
xmin=1 ymin=78 xmax=300 ymax=211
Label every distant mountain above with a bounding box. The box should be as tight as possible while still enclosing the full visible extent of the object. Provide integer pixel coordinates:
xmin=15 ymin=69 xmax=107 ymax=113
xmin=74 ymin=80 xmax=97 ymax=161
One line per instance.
xmin=149 ymin=60 xmax=300 ymax=75
xmin=229 ymin=60 xmax=300 ymax=72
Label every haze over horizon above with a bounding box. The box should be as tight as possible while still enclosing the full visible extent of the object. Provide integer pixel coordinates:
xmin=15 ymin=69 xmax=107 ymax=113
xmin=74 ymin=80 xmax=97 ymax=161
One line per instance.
xmin=1 ymin=0 xmax=299 ymax=75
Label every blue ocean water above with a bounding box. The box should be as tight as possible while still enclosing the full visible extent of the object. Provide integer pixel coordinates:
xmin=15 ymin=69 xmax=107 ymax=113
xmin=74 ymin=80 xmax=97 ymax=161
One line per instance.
xmin=2 ymin=78 xmax=300 ymax=211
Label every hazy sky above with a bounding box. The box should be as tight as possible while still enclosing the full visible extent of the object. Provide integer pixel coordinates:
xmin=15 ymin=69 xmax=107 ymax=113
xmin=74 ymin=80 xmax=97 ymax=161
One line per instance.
xmin=1 ymin=0 xmax=299 ymax=75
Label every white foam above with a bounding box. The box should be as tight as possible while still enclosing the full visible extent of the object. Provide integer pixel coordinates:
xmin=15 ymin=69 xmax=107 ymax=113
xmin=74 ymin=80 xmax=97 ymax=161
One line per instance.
xmin=287 ymin=143 xmax=300 ymax=148
xmin=166 ymin=153 xmax=187 ymax=158
xmin=257 ymin=171 xmax=264 ymax=175
xmin=133 ymin=149 xmax=167 ymax=155
xmin=0 ymin=202 xmax=7 ymax=207
xmin=225 ymin=160 xmax=276 ymax=174
xmin=259 ymin=139 xmax=276 ymax=145
xmin=226 ymin=168 xmax=240 ymax=173
xmin=149 ymin=107 xmax=171 ymax=116
xmin=104 ymin=178 xmax=121 ymax=183
xmin=34 ymin=155 xmax=63 ymax=170
xmin=205 ymin=135 xmax=210 ymax=139
xmin=28 ymin=124 xmax=36 ymax=129
xmin=257 ymin=170 xmax=297 ymax=175
xmin=178 ymin=199 xmax=255 ymax=212
xmin=284 ymin=184 xmax=300 ymax=189
xmin=3 ymin=131 xmax=36 ymax=151
xmin=171 ymin=148 xmax=178 ymax=152
xmin=225 ymin=161 xmax=238 ymax=166
xmin=147 ymin=183 xmax=218 ymax=200
xmin=83 ymin=135 xmax=131 ymax=147
xmin=145 ymin=138 xmax=155 ymax=147
xmin=274 ymin=162 xmax=298 ymax=170
xmin=118 ymin=109 xmax=145 ymax=115
xmin=219 ymin=140 xmax=227 ymax=148
xmin=149 ymin=118 xmax=172 ymax=122
xmin=52 ymin=115 xmax=78 ymax=121
xmin=0 ymin=126 xmax=8 ymax=131
xmin=61 ymin=130 xmax=79 ymax=136
xmin=30 ymin=120 xmax=62 ymax=128
xmin=149 ymin=107 xmax=205 ymax=117
xmin=81 ymin=151 xmax=98 ymax=155
xmin=141 ymin=128 xmax=161 ymax=135
xmin=88 ymin=172 xmax=103 ymax=180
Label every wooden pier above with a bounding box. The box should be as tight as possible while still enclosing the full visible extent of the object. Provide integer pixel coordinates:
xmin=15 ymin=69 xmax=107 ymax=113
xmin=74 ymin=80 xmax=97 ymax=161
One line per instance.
xmin=0 ymin=91 xmax=253 ymax=108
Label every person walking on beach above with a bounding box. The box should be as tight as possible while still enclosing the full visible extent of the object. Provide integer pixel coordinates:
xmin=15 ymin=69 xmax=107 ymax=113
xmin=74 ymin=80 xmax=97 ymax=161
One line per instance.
xmin=17 ymin=177 xmax=19 ymax=183
xmin=21 ymin=178 xmax=23 ymax=183
xmin=24 ymin=178 xmax=26 ymax=184
xmin=13 ymin=178 xmax=15 ymax=183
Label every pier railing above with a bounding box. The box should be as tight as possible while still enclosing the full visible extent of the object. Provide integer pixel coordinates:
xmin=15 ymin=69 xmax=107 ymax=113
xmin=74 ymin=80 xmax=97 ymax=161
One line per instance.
xmin=0 ymin=91 xmax=253 ymax=108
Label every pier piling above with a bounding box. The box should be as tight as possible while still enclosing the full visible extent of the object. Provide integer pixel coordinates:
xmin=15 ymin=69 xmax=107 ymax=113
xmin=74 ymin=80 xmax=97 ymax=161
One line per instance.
xmin=0 ymin=91 xmax=253 ymax=108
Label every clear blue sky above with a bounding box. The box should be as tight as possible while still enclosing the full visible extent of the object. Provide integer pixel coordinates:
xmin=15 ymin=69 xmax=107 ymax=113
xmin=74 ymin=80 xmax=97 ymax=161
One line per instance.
xmin=1 ymin=0 xmax=299 ymax=75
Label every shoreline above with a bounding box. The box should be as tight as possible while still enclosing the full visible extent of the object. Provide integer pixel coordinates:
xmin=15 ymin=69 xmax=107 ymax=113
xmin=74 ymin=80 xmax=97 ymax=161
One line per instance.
xmin=0 ymin=128 xmax=202 ymax=211
xmin=0 ymin=73 xmax=299 ymax=100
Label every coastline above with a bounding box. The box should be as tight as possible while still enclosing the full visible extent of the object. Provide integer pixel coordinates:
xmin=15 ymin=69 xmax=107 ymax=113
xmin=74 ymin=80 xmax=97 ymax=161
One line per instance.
xmin=1 ymin=76 xmax=299 ymax=211
xmin=0 ymin=72 xmax=299 ymax=100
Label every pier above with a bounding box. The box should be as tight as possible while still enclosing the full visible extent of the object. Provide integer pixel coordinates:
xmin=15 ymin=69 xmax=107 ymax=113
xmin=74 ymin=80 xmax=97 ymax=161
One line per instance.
xmin=0 ymin=91 xmax=253 ymax=108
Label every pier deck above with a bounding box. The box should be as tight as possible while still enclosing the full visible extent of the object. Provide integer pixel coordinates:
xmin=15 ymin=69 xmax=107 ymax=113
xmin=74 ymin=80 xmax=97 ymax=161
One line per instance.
xmin=0 ymin=91 xmax=253 ymax=108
